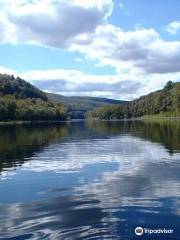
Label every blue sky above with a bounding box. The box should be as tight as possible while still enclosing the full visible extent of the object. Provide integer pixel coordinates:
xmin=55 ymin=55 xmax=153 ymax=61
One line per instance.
xmin=0 ymin=43 xmax=116 ymax=75
xmin=111 ymin=0 xmax=180 ymax=34
xmin=0 ymin=0 xmax=180 ymax=100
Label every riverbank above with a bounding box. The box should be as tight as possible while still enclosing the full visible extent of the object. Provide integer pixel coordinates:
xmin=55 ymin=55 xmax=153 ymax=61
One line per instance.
xmin=86 ymin=115 xmax=180 ymax=122
xmin=0 ymin=115 xmax=179 ymax=126
xmin=0 ymin=119 xmax=87 ymax=126
xmin=0 ymin=120 xmax=67 ymax=126
xmin=139 ymin=114 xmax=180 ymax=122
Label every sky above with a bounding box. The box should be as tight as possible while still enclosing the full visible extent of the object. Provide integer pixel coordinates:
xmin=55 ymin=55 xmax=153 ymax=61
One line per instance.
xmin=0 ymin=0 xmax=180 ymax=100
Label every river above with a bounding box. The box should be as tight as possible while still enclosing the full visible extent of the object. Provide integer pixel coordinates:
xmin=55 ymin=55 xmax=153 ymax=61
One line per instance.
xmin=0 ymin=120 xmax=179 ymax=239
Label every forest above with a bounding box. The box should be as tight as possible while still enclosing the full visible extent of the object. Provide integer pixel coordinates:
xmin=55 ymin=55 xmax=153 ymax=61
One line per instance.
xmin=0 ymin=74 xmax=67 ymax=121
xmin=86 ymin=81 xmax=180 ymax=120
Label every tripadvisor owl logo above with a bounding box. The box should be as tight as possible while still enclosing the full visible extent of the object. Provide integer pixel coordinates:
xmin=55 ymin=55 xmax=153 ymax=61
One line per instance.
xmin=135 ymin=227 xmax=144 ymax=236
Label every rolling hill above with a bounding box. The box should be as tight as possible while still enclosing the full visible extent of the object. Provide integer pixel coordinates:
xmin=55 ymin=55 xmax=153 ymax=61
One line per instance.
xmin=47 ymin=93 xmax=126 ymax=119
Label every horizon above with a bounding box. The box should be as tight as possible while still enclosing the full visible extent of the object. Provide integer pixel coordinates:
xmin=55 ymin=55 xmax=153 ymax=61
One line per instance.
xmin=42 ymin=80 xmax=178 ymax=101
xmin=0 ymin=0 xmax=180 ymax=100
xmin=1 ymin=72 xmax=176 ymax=102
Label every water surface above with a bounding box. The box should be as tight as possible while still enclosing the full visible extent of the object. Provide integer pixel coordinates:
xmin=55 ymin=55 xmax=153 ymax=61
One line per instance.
xmin=0 ymin=120 xmax=180 ymax=239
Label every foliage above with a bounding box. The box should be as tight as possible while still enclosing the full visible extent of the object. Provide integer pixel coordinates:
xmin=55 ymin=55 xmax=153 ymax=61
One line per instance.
xmin=87 ymin=81 xmax=180 ymax=119
xmin=0 ymin=74 xmax=67 ymax=121
xmin=0 ymin=74 xmax=47 ymax=100
xmin=47 ymin=93 xmax=126 ymax=119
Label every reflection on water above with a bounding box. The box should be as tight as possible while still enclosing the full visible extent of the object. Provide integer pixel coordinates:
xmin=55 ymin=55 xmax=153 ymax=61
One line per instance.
xmin=0 ymin=120 xmax=180 ymax=239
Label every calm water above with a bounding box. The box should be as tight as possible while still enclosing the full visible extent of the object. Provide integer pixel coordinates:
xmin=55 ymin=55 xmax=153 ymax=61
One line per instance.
xmin=0 ymin=120 xmax=180 ymax=240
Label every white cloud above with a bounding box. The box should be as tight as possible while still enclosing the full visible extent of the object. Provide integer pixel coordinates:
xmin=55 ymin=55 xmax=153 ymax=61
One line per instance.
xmin=0 ymin=65 xmax=16 ymax=75
xmin=71 ymin=24 xmax=180 ymax=74
xmin=0 ymin=0 xmax=180 ymax=99
xmin=165 ymin=21 xmax=180 ymax=35
xmin=0 ymin=0 xmax=113 ymax=47
xmin=1 ymin=66 xmax=179 ymax=100
xmin=0 ymin=0 xmax=179 ymax=75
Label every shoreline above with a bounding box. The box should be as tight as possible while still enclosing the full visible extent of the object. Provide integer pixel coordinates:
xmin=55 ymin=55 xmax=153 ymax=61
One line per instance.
xmin=0 ymin=120 xmax=68 ymax=126
xmin=86 ymin=115 xmax=180 ymax=121
xmin=0 ymin=116 xmax=180 ymax=126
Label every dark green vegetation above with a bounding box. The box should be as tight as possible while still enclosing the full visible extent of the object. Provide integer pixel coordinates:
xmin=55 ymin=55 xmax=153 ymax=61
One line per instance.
xmin=47 ymin=93 xmax=125 ymax=119
xmin=1 ymin=74 xmax=179 ymax=121
xmin=87 ymin=81 xmax=180 ymax=120
xmin=0 ymin=74 xmax=67 ymax=121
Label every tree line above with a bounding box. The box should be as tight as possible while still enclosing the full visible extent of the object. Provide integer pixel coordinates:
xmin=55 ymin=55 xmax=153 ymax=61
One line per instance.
xmin=0 ymin=74 xmax=67 ymax=121
xmin=86 ymin=81 xmax=180 ymax=120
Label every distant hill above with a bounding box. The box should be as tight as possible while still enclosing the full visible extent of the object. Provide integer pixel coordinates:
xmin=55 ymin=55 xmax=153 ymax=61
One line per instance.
xmin=87 ymin=81 xmax=180 ymax=119
xmin=47 ymin=93 xmax=126 ymax=119
xmin=0 ymin=74 xmax=67 ymax=121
